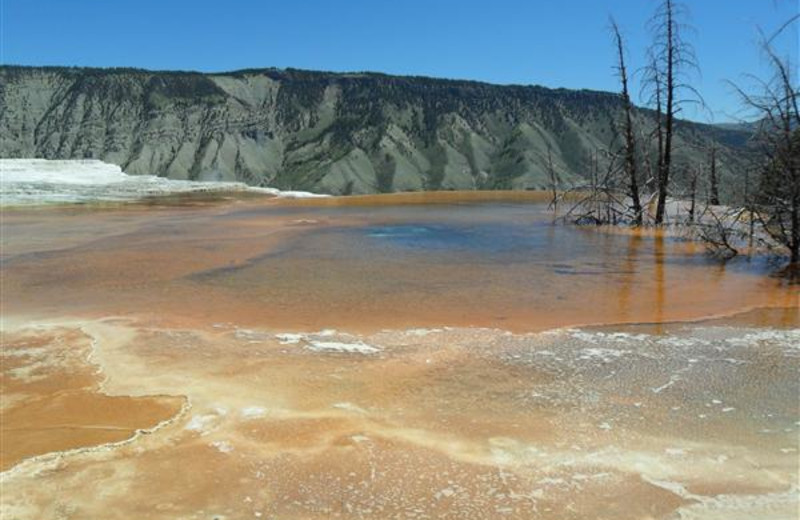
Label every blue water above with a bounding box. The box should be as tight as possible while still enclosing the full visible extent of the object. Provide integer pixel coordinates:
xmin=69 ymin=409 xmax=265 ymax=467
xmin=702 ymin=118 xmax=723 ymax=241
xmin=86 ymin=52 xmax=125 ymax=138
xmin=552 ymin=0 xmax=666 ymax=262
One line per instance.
xmin=365 ymin=223 xmax=543 ymax=254
xmin=194 ymin=202 xmax=778 ymax=288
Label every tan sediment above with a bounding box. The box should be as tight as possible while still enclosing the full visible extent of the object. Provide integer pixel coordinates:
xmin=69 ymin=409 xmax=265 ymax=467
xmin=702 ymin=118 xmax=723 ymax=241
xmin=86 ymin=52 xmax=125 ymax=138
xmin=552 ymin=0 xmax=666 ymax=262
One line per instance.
xmin=0 ymin=193 xmax=797 ymax=518
xmin=0 ymin=324 xmax=186 ymax=471
xmin=1 ymin=316 xmax=798 ymax=518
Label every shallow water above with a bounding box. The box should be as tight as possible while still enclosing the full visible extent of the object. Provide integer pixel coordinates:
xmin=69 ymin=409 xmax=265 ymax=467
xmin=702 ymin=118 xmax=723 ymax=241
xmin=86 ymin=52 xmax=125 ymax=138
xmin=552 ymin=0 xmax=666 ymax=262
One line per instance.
xmin=4 ymin=198 xmax=793 ymax=331
xmin=1 ymin=194 xmax=798 ymax=519
xmin=193 ymin=201 xmax=794 ymax=332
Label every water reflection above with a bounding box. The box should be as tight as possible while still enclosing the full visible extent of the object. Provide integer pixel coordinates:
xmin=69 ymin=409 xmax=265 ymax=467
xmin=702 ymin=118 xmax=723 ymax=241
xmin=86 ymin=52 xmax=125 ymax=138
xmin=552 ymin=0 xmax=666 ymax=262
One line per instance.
xmin=616 ymin=231 xmax=641 ymax=322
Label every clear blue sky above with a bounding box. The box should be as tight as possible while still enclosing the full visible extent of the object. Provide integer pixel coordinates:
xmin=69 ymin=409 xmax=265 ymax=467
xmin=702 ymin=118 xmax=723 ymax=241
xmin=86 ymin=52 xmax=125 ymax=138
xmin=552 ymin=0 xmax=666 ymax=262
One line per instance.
xmin=1 ymin=0 xmax=797 ymax=122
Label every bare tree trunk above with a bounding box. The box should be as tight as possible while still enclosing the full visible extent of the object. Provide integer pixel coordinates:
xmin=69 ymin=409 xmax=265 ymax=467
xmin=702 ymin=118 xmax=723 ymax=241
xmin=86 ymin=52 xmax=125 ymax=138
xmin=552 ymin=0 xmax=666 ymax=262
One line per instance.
xmin=652 ymin=62 xmax=665 ymax=222
xmin=773 ymin=79 xmax=800 ymax=266
xmin=744 ymin=169 xmax=754 ymax=252
xmin=546 ymin=145 xmax=559 ymax=213
xmin=655 ymin=0 xmax=675 ymax=225
xmin=733 ymin=31 xmax=800 ymax=271
xmin=688 ymin=167 xmax=697 ymax=223
xmin=790 ymin=133 xmax=800 ymax=266
xmin=708 ymin=144 xmax=720 ymax=205
xmin=595 ymin=148 xmax=602 ymax=223
xmin=784 ymin=87 xmax=799 ymax=267
xmin=611 ymin=19 xmax=642 ymax=226
xmin=788 ymin=81 xmax=800 ymax=266
xmin=791 ymin=197 xmax=799 ymax=265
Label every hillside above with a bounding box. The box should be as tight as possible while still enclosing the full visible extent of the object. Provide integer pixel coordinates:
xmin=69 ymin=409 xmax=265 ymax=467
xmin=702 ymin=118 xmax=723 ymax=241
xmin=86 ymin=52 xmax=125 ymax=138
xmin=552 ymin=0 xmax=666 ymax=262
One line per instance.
xmin=0 ymin=65 xmax=751 ymax=196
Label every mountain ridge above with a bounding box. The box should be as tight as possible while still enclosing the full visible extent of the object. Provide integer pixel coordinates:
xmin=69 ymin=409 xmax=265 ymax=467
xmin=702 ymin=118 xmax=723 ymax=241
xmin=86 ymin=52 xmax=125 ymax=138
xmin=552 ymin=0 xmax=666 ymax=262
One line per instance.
xmin=0 ymin=65 xmax=751 ymax=196
xmin=0 ymin=63 xmax=623 ymax=92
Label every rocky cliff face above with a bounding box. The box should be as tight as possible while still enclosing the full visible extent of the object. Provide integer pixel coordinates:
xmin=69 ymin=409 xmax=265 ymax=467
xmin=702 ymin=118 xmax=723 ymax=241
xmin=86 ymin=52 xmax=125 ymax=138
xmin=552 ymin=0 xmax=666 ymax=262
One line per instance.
xmin=0 ymin=66 xmax=749 ymax=195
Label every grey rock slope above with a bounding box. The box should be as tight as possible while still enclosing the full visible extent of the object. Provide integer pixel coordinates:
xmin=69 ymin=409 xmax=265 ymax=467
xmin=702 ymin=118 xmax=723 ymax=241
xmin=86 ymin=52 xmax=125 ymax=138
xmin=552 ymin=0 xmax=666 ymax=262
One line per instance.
xmin=0 ymin=66 xmax=750 ymax=195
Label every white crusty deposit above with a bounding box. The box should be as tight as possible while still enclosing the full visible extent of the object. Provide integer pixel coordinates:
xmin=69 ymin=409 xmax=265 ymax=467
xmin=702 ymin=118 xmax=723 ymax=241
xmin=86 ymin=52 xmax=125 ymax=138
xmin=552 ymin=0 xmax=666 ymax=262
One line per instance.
xmin=0 ymin=159 xmax=328 ymax=205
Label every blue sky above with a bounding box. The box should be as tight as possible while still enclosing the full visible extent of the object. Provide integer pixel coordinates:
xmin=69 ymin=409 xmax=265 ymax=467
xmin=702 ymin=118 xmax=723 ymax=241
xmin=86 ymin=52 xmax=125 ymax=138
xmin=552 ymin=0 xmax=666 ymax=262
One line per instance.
xmin=1 ymin=0 xmax=797 ymax=121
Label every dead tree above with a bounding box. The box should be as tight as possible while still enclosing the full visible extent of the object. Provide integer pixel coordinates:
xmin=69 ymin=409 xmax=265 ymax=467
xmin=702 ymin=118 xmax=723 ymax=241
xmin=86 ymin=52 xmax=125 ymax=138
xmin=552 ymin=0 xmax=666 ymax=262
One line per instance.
xmin=708 ymin=143 xmax=720 ymax=205
xmin=546 ymin=144 xmax=559 ymax=212
xmin=688 ymin=166 xmax=698 ymax=223
xmin=610 ymin=18 xmax=643 ymax=225
xmin=644 ymin=0 xmax=701 ymax=224
xmin=732 ymin=17 xmax=800 ymax=270
xmin=656 ymin=0 xmax=676 ymax=224
xmin=557 ymin=145 xmax=630 ymax=226
xmin=743 ymin=168 xmax=755 ymax=251
xmin=648 ymin=55 xmax=665 ymax=214
xmin=697 ymin=206 xmax=743 ymax=260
